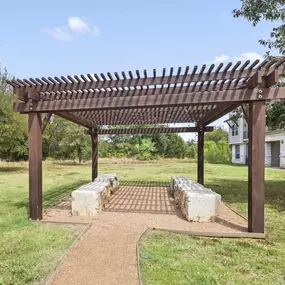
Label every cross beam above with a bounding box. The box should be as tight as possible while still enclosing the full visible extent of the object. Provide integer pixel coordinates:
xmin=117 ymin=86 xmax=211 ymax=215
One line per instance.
xmin=86 ymin=126 xmax=214 ymax=135
xmin=13 ymin=87 xmax=285 ymax=113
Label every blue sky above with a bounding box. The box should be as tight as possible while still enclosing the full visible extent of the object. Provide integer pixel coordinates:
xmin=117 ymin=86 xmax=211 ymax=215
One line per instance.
xmin=0 ymin=0 xmax=279 ymax=140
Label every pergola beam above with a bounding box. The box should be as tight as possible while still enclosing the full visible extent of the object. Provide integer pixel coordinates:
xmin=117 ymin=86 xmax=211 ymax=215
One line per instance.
xmin=197 ymin=129 xmax=204 ymax=185
xmin=196 ymin=103 xmax=240 ymax=126
xmin=86 ymin=126 xmax=214 ymax=135
xmin=28 ymin=113 xmax=42 ymax=220
xmin=91 ymin=130 xmax=98 ymax=181
xmin=13 ymin=87 xmax=285 ymax=114
xmin=248 ymin=100 xmax=266 ymax=233
xmin=10 ymin=63 xmax=265 ymax=94
xmin=55 ymin=112 xmax=94 ymax=128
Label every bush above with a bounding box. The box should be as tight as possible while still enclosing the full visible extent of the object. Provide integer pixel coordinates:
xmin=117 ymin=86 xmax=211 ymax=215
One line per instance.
xmin=204 ymin=140 xmax=231 ymax=164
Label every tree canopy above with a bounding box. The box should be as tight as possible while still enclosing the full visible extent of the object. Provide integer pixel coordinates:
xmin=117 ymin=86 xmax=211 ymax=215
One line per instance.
xmin=233 ymin=0 xmax=285 ymax=54
xmin=0 ymin=65 xmax=232 ymax=164
xmin=233 ymin=1 xmax=285 ymax=130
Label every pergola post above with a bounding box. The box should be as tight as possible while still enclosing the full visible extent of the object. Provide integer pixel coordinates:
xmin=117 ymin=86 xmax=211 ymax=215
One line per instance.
xmin=91 ymin=130 xmax=98 ymax=181
xmin=28 ymin=113 xmax=43 ymax=220
xmin=248 ymin=100 xmax=266 ymax=233
xmin=197 ymin=128 xmax=205 ymax=185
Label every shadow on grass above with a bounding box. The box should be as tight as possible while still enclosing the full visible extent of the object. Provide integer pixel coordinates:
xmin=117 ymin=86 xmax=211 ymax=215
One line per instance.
xmin=0 ymin=166 xmax=26 ymax=173
xmin=11 ymin=180 xmax=89 ymax=211
xmin=43 ymin=180 xmax=89 ymax=207
xmin=52 ymin=161 xmax=90 ymax=166
xmin=207 ymin=178 xmax=285 ymax=212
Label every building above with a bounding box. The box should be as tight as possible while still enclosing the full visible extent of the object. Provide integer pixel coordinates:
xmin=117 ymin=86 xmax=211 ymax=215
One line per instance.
xmin=228 ymin=116 xmax=285 ymax=168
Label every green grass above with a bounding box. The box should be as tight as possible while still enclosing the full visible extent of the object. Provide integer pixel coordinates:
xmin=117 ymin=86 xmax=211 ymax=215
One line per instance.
xmin=1 ymin=159 xmax=285 ymax=284
xmin=138 ymin=162 xmax=285 ymax=285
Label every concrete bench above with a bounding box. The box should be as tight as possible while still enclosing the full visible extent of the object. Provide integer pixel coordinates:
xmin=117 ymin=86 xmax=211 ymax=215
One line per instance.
xmin=171 ymin=176 xmax=221 ymax=222
xmin=94 ymin=174 xmax=119 ymax=194
xmin=72 ymin=174 xmax=119 ymax=216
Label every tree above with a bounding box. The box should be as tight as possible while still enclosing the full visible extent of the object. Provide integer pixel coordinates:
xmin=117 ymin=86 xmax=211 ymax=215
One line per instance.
xmin=205 ymin=127 xmax=228 ymax=143
xmin=0 ymin=66 xmax=28 ymax=161
xmin=185 ymin=139 xmax=196 ymax=159
xmin=233 ymin=0 xmax=285 ymax=54
xmin=134 ymin=138 xmax=157 ymax=160
xmin=44 ymin=116 xmax=91 ymax=163
xmin=233 ymin=1 xmax=285 ymax=130
xmin=204 ymin=140 xmax=231 ymax=164
xmin=164 ymin=134 xmax=186 ymax=158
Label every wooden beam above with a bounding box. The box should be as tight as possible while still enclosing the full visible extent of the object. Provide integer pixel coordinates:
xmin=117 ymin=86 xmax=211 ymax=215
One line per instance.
xmin=91 ymin=130 xmax=98 ymax=181
xmin=248 ymin=100 xmax=266 ymax=233
xmin=54 ymin=112 xmax=93 ymax=128
xmin=13 ymin=87 xmax=285 ymax=113
xmin=241 ymin=104 xmax=249 ymax=123
xmin=17 ymin=66 xmax=260 ymax=94
xmin=197 ymin=103 xmax=240 ymax=126
xmin=197 ymin=129 xmax=204 ymax=185
xmin=263 ymin=69 xmax=279 ymax=88
xmin=28 ymin=113 xmax=43 ymax=220
xmin=86 ymin=126 xmax=214 ymax=135
xmin=41 ymin=113 xmax=52 ymax=133
xmin=37 ymin=80 xmax=249 ymax=101
xmin=247 ymin=71 xmax=262 ymax=88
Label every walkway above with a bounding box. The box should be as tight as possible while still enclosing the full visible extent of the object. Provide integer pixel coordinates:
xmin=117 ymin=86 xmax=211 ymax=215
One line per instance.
xmin=48 ymin=185 xmax=246 ymax=285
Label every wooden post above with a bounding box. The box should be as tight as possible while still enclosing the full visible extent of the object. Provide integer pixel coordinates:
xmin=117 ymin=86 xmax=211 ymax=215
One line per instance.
xmin=197 ymin=129 xmax=204 ymax=185
xmin=248 ymin=101 xmax=266 ymax=233
xmin=91 ymin=130 xmax=98 ymax=181
xmin=28 ymin=113 xmax=43 ymax=220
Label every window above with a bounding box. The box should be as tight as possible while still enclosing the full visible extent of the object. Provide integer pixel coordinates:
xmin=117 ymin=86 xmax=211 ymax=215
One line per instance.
xmin=235 ymin=145 xmax=240 ymax=160
xmin=232 ymin=124 xmax=238 ymax=136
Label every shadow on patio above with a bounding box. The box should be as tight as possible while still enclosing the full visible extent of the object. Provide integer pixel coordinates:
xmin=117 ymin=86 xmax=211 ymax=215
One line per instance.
xmin=104 ymin=180 xmax=181 ymax=215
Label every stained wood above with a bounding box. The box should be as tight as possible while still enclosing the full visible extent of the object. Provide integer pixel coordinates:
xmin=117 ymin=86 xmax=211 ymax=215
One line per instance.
xmin=197 ymin=129 xmax=204 ymax=185
xmin=264 ymin=69 xmax=279 ymax=88
xmin=86 ymin=126 xmax=214 ymax=135
xmin=196 ymin=103 xmax=239 ymax=126
xmin=91 ymin=130 xmax=98 ymax=181
xmin=13 ymin=87 xmax=285 ymax=114
xmin=248 ymin=100 xmax=266 ymax=233
xmin=41 ymin=113 xmax=52 ymax=133
xmin=13 ymin=62 xmax=285 ymax=94
xmin=247 ymin=71 xmax=262 ymax=88
xmin=28 ymin=113 xmax=43 ymax=220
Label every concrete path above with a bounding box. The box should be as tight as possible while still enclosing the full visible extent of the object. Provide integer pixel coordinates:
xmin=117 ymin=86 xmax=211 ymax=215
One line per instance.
xmin=49 ymin=186 xmax=246 ymax=285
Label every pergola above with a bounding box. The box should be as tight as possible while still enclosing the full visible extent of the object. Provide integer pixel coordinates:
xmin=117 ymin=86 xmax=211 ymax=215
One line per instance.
xmin=8 ymin=57 xmax=285 ymax=233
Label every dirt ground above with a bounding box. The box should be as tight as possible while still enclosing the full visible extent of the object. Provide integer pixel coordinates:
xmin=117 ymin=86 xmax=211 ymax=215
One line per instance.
xmin=44 ymin=186 xmax=247 ymax=285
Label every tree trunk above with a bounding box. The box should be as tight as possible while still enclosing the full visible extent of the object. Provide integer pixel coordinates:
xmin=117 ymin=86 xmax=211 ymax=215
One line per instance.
xmin=78 ymin=148 xmax=82 ymax=164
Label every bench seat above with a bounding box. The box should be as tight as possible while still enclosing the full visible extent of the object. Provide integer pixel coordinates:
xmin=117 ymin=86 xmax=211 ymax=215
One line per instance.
xmin=171 ymin=176 xmax=221 ymax=222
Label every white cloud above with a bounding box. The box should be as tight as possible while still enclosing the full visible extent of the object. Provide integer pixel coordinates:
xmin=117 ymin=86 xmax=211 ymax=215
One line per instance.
xmin=207 ymin=52 xmax=263 ymax=65
xmin=42 ymin=27 xmax=72 ymax=41
xmin=68 ymin=17 xmax=101 ymax=36
xmin=42 ymin=17 xmax=101 ymax=41
xmin=210 ymin=54 xmax=231 ymax=64
xmin=234 ymin=52 xmax=263 ymax=62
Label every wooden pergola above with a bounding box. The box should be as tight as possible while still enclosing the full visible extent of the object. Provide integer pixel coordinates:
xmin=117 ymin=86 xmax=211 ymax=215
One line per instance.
xmin=8 ymin=58 xmax=285 ymax=233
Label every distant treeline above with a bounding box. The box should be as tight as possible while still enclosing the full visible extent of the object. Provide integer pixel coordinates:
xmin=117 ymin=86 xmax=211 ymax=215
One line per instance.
xmin=0 ymin=66 xmax=231 ymax=164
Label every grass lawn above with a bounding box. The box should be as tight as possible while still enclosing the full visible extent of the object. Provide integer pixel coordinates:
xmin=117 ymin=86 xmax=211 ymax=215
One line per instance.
xmin=0 ymin=159 xmax=284 ymax=284
xmin=138 ymin=162 xmax=285 ymax=285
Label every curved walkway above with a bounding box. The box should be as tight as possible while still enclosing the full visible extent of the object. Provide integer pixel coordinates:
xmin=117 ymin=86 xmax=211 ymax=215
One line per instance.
xmin=49 ymin=186 xmax=246 ymax=285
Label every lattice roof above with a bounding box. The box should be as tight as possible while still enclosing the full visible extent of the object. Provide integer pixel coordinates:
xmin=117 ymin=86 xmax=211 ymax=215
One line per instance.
xmin=8 ymin=58 xmax=285 ymax=128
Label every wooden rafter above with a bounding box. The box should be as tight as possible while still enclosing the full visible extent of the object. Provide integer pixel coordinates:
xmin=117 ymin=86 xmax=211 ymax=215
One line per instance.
xmin=196 ymin=103 xmax=240 ymax=126
xmin=8 ymin=58 xmax=285 ymax=128
xmin=86 ymin=126 xmax=214 ymax=135
xmin=13 ymin=87 xmax=285 ymax=114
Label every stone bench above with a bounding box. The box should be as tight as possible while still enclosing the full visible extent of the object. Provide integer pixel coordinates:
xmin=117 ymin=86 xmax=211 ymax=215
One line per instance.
xmin=171 ymin=176 xmax=221 ymax=222
xmin=94 ymin=174 xmax=119 ymax=194
xmin=72 ymin=174 xmax=118 ymax=216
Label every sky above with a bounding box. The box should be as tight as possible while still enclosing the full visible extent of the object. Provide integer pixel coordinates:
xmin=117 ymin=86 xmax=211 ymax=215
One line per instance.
xmin=0 ymin=0 xmax=279 ymax=141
